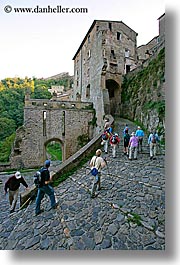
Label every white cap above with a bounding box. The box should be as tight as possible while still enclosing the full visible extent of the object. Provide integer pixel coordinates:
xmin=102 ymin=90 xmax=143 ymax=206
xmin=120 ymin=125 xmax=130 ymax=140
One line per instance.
xmin=15 ymin=171 xmax=21 ymax=179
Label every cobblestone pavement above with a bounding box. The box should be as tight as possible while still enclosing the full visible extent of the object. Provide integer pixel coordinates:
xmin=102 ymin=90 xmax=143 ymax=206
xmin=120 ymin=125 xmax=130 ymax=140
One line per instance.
xmin=0 ymin=118 xmax=165 ymax=250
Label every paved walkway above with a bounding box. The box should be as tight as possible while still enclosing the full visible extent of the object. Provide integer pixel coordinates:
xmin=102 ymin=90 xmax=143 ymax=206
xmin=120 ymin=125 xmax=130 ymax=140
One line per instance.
xmin=0 ymin=118 xmax=165 ymax=250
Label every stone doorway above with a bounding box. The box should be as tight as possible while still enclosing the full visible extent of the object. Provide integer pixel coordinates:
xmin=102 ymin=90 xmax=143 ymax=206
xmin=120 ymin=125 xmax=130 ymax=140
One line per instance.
xmin=44 ymin=138 xmax=63 ymax=166
xmin=106 ymin=79 xmax=120 ymax=115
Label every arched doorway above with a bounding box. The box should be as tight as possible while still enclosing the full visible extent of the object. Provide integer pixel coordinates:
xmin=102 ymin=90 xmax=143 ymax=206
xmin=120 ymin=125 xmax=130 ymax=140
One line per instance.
xmin=106 ymin=79 xmax=120 ymax=115
xmin=44 ymin=138 xmax=63 ymax=167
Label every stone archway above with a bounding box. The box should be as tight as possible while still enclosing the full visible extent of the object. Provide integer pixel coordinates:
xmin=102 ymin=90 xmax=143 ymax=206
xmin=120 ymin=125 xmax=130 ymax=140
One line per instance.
xmin=44 ymin=138 xmax=63 ymax=165
xmin=106 ymin=79 xmax=120 ymax=115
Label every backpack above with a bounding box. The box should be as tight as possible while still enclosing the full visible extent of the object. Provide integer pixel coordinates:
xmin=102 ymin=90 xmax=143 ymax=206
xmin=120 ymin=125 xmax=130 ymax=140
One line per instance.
xmin=151 ymin=134 xmax=157 ymax=143
xmin=102 ymin=132 xmax=108 ymax=140
xmin=33 ymin=168 xmax=46 ymax=187
xmin=106 ymin=127 xmax=112 ymax=134
xmin=124 ymin=133 xmax=130 ymax=144
xmin=111 ymin=135 xmax=118 ymax=144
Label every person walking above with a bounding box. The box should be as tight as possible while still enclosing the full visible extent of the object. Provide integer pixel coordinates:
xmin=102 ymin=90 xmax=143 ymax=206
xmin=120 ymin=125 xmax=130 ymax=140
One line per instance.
xmin=104 ymin=118 xmax=111 ymax=130
xmin=123 ymin=129 xmax=130 ymax=156
xmin=4 ymin=171 xmax=29 ymax=213
xmin=123 ymin=124 xmax=129 ymax=136
xmin=90 ymin=149 xmax=106 ymax=198
xmin=128 ymin=132 xmax=139 ymax=160
xmin=109 ymin=133 xmax=120 ymax=158
xmin=101 ymin=127 xmax=112 ymax=154
xmin=135 ymin=126 xmax=145 ymax=153
xmin=148 ymin=130 xmax=160 ymax=160
xmin=35 ymin=160 xmax=58 ymax=216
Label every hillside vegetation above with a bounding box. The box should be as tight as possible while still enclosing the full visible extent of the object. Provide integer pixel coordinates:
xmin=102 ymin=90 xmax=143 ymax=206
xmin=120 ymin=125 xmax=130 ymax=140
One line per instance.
xmin=0 ymin=76 xmax=70 ymax=162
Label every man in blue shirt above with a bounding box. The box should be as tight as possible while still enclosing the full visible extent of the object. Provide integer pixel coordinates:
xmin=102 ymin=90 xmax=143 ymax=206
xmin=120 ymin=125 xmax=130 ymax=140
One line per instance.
xmin=35 ymin=160 xmax=58 ymax=215
xmin=135 ymin=126 xmax=144 ymax=153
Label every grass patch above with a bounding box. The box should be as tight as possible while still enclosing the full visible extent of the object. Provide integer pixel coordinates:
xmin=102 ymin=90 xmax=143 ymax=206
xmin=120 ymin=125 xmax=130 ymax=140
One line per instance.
xmin=46 ymin=142 xmax=62 ymax=161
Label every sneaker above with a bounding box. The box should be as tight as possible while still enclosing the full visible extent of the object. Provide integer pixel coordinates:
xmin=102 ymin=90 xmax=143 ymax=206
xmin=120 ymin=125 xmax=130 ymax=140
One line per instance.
xmin=10 ymin=209 xmax=15 ymax=214
xmin=52 ymin=202 xmax=59 ymax=209
xmin=150 ymin=156 xmax=153 ymax=160
xmin=35 ymin=209 xmax=44 ymax=216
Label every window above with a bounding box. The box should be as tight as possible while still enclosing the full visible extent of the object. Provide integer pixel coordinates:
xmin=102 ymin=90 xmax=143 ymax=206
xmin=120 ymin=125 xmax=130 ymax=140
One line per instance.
xmin=62 ymin=111 xmax=65 ymax=136
xmin=125 ymin=49 xmax=130 ymax=57
xmin=87 ymin=50 xmax=91 ymax=58
xmin=109 ymin=22 xmax=112 ymax=31
xmin=43 ymin=111 xmax=47 ymax=136
xmin=126 ymin=65 xmax=131 ymax=73
xmin=86 ymin=84 xmax=90 ymax=98
xmin=111 ymin=49 xmax=116 ymax=59
xmin=117 ymin=32 xmax=121 ymax=41
xmin=87 ymin=68 xmax=90 ymax=77
xmin=88 ymin=35 xmax=91 ymax=43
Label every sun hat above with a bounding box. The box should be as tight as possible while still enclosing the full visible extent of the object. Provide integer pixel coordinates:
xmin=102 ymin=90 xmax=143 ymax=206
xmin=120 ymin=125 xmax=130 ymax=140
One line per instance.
xmin=15 ymin=171 xmax=21 ymax=179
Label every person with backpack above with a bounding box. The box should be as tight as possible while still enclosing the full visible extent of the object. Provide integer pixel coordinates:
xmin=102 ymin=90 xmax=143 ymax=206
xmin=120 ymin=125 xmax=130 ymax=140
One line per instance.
xmin=104 ymin=118 xmax=111 ymax=130
xmin=90 ymin=149 xmax=106 ymax=198
xmin=35 ymin=160 xmax=58 ymax=216
xmin=109 ymin=133 xmax=120 ymax=158
xmin=135 ymin=126 xmax=145 ymax=153
xmin=148 ymin=130 xmax=160 ymax=160
xmin=123 ymin=124 xmax=129 ymax=136
xmin=123 ymin=129 xmax=130 ymax=156
xmin=128 ymin=132 xmax=139 ymax=160
xmin=101 ymin=128 xmax=112 ymax=154
xmin=4 ymin=171 xmax=29 ymax=213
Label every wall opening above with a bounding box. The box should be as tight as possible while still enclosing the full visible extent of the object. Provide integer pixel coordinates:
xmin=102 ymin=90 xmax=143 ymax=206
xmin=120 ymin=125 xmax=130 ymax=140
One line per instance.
xmin=126 ymin=65 xmax=131 ymax=73
xmin=86 ymin=84 xmax=90 ymax=98
xmin=45 ymin=139 xmax=62 ymax=165
xmin=43 ymin=111 xmax=47 ymax=136
xmin=106 ymin=79 xmax=120 ymax=115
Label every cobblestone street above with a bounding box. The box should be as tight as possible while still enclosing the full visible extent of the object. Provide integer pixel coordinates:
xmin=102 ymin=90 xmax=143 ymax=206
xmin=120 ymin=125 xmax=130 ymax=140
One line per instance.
xmin=0 ymin=119 xmax=165 ymax=250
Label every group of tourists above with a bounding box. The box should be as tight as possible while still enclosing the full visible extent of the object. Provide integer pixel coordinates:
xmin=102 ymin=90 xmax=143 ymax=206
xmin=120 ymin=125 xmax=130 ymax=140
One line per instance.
xmin=101 ymin=118 xmax=160 ymax=161
xmin=4 ymin=118 xmax=161 ymax=213
xmin=89 ymin=118 xmax=161 ymax=198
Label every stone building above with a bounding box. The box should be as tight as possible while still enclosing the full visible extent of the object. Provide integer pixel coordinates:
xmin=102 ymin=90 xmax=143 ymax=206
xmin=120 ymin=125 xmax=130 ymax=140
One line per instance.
xmin=72 ymin=20 xmax=138 ymax=130
xmin=137 ymin=13 xmax=165 ymax=64
xmin=10 ymin=95 xmax=94 ymax=169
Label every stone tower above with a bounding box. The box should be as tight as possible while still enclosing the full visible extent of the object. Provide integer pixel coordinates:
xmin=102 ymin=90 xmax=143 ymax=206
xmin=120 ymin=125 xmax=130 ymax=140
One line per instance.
xmin=72 ymin=20 xmax=138 ymax=130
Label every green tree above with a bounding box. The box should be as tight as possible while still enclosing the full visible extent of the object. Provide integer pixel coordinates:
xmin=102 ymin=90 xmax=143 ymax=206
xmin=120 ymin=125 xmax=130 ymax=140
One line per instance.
xmin=0 ymin=118 xmax=16 ymax=141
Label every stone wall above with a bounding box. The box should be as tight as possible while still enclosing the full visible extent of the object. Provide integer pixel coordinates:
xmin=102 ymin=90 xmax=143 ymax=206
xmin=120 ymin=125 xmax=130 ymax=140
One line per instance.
xmin=9 ymin=99 xmax=95 ymax=169
xmin=120 ymin=47 xmax=165 ymax=136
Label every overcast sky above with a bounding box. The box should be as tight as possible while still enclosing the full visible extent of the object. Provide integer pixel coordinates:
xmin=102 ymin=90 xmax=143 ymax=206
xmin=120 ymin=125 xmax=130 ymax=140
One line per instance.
xmin=0 ymin=0 xmax=166 ymax=79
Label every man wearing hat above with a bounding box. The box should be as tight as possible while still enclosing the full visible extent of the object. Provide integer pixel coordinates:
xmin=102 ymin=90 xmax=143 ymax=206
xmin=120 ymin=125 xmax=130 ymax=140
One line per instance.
xmin=90 ymin=149 xmax=106 ymax=198
xmin=4 ymin=171 xmax=29 ymax=213
xmin=128 ymin=132 xmax=139 ymax=160
xmin=35 ymin=160 xmax=57 ymax=216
